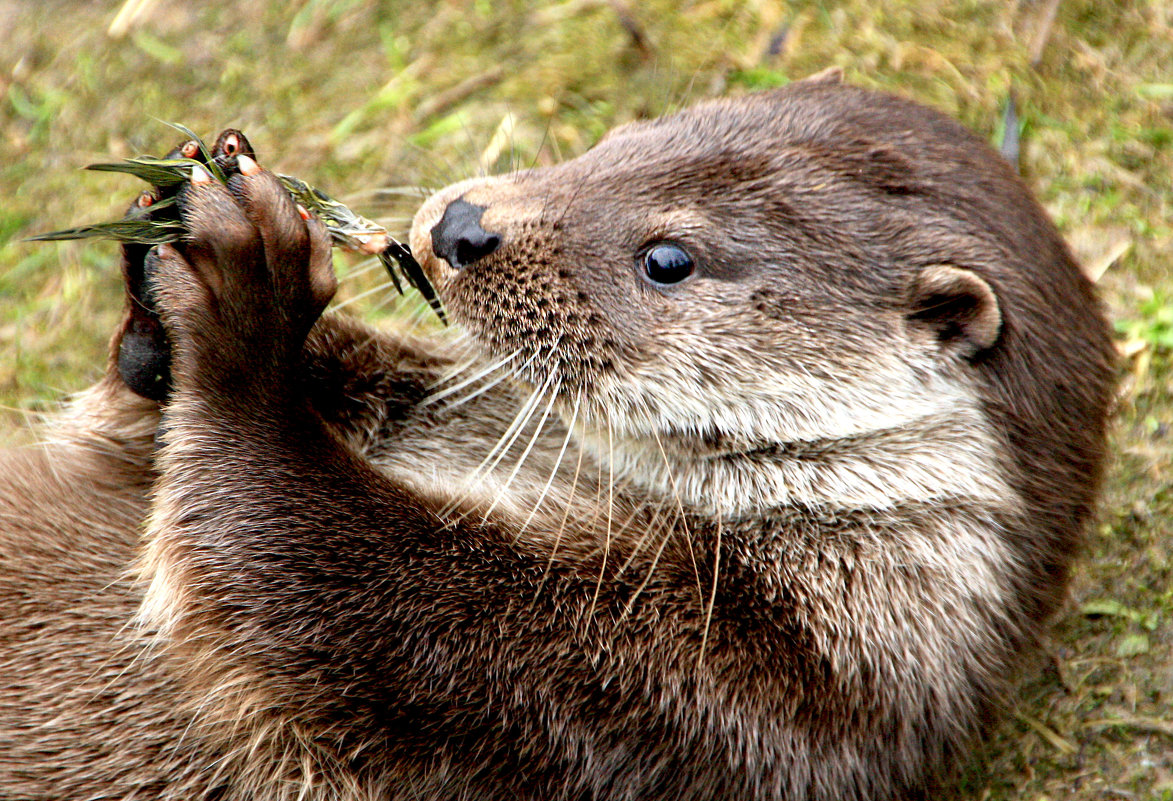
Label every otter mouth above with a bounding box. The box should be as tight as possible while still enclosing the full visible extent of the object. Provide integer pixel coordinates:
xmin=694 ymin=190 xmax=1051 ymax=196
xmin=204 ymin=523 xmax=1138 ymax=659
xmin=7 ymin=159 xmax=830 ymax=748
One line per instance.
xmin=627 ymin=426 xmax=802 ymax=465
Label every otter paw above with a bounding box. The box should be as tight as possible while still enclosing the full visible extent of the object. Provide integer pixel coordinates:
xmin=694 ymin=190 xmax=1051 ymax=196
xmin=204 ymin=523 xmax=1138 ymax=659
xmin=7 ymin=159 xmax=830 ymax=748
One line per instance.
xmin=147 ymin=137 xmax=337 ymax=392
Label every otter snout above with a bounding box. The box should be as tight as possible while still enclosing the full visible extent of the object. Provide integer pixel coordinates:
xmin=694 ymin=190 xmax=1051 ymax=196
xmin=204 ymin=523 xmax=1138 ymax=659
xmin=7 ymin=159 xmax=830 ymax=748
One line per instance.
xmin=429 ymin=198 xmax=501 ymax=271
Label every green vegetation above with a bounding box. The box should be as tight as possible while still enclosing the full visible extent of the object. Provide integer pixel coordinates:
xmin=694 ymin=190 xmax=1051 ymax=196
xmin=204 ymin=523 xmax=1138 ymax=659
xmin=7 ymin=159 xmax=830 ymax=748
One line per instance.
xmin=1 ymin=1 xmax=1169 ymax=796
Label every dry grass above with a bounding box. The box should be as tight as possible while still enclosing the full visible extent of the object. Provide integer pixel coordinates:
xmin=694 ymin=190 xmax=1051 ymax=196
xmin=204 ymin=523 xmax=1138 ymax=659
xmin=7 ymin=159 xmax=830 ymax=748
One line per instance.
xmin=1 ymin=1 xmax=1170 ymax=797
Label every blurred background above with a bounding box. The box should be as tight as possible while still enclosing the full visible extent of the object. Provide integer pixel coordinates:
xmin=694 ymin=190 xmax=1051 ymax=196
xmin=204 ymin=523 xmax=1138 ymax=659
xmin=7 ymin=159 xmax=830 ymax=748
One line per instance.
xmin=1 ymin=0 xmax=1170 ymax=797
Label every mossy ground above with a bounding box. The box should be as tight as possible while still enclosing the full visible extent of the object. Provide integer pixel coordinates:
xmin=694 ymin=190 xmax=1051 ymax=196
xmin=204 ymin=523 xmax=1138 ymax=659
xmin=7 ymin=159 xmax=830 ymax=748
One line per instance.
xmin=1 ymin=1 xmax=1170 ymax=797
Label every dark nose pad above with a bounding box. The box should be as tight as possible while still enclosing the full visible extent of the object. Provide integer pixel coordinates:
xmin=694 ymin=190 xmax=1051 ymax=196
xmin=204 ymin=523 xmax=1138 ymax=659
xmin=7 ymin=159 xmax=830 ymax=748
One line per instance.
xmin=430 ymin=198 xmax=501 ymax=270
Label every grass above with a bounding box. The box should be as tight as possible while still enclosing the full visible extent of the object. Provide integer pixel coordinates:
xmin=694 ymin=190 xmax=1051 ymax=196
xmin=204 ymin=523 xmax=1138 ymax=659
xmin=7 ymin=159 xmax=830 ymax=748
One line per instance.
xmin=1 ymin=0 xmax=1171 ymax=796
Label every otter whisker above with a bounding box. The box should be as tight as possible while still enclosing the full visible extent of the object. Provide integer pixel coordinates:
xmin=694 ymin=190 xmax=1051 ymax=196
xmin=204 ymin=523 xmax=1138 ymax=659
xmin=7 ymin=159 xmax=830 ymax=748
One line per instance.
xmin=30 ymin=438 xmax=69 ymax=489
xmin=361 ymin=288 xmax=409 ymax=320
xmin=481 ymin=375 xmax=562 ymax=523
xmin=441 ymin=347 xmax=542 ymax=411
xmin=698 ymin=518 xmax=722 ymax=668
xmin=517 ymin=393 xmax=581 ymax=538
xmin=33 ymin=441 xmax=92 ymax=483
xmin=426 ymin=356 xmax=481 ymax=391
xmin=588 ymin=414 xmax=616 ymax=619
xmin=552 ymin=172 xmax=592 ymax=231
xmin=579 ymin=497 xmax=654 ymax=567
xmin=419 ymin=348 xmax=522 ymax=407
xmin=614 ymin=501 xmax=669 ymax=578
xmin=453 ymin=114 xmax=489 ymax=180
xmin=337 ymin=256 xmax=383 ymax=282
xmin=347 ymin=283 xmax=423 ymax=337
xmin=531 ymin=390 xmax=588 ymax=607
xmin=419 ymin=333 xmax=480 ymax=386
xmin=456 ymin=376 xmax=558 ymax=527
xmin=651 ymin=429 xmax=703 ymax=608
xmin=620 ymin=504 xmax=679 ymax=621
xmin=576 ymin=422 xmax=609 ymax=552
xmin=442 ymin=329 xmax=476 ymax=353
xmin=330 ymin=279 xmax=399 ymax=313
xmin=392 ymin=294 xmax=452 ymax=339
xmin=362 ymin=185 xmax=435 ymax=202
xmin=508 ymin=107 xmax=519 ymax=174
xmin=467 ymin=371 xmax=552 ymax=482
xmin=528 ymin=114 xmax=555 ymax=173
xmin=438 ymin=370 xmax=548 ymax=520
xmin=0 ymin=402 xmax=52 ymax=427
xmin=169 ymin=676 xmax=221 ymax=761
xmin=607 ymin=494 xmax=651 ymax=542
xmin=425 ymin=336 xmax=510 ymax=391
xmin=438 ymin=366 xmax=518 ymax=413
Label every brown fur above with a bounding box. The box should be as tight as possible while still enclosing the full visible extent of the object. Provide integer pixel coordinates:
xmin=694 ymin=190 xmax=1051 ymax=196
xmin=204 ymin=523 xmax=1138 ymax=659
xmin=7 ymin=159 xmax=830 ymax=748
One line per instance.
xmin=0 ymin=73 xmax=1115 ymax=799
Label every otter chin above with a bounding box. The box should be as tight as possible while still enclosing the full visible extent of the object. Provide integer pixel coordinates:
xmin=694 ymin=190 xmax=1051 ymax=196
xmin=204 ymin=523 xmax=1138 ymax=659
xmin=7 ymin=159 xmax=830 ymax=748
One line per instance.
xmin=1 ymin=69 xmax=1115 ymax=801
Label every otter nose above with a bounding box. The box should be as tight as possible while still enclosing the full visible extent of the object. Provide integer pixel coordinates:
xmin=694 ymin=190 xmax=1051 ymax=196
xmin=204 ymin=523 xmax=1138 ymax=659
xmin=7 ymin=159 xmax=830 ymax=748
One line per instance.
xmin=429 ymin=198 xmax=501 ymax=270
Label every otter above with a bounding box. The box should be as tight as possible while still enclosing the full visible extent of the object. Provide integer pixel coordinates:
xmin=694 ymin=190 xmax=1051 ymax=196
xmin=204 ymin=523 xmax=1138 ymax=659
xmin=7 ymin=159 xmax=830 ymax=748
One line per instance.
xmin=0 ymin=70 xmax=1116 ymax=800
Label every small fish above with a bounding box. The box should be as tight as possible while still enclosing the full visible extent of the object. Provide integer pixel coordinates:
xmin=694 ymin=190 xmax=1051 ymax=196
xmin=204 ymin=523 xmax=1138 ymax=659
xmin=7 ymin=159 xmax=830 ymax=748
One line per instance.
xmin=279 ymin=174 xmax=445 ymax=322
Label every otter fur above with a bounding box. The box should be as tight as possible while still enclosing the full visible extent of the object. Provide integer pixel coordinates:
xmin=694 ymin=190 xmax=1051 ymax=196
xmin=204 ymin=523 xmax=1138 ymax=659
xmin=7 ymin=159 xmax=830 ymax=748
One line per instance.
xmin=0 ymin=71 xmax=1116 ymax=799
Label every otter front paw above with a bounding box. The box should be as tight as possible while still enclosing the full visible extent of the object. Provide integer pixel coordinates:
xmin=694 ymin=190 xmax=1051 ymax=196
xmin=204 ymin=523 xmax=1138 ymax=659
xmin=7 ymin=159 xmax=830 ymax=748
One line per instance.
xmin=147 ymin=140 xmax=337 ymax=395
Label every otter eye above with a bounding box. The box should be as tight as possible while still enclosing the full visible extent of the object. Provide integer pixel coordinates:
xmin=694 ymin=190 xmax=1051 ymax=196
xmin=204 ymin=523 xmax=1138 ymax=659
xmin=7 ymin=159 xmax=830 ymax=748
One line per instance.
xmin=642 ymin=243 xmax=695 ymax=285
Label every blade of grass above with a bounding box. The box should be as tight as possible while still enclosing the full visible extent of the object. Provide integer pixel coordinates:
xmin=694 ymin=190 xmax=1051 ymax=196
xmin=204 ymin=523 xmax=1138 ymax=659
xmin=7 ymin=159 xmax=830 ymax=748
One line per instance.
xmin=86 ymin=157 xmax=207 ymax=187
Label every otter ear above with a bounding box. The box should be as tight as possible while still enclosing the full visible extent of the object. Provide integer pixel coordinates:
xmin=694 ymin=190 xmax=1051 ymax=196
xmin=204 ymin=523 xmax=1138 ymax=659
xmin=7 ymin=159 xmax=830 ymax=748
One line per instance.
xmin=798 ymin=66 xmax=844 ymax=86
xmin=907 ymin=265 xmax=1002 ymax=359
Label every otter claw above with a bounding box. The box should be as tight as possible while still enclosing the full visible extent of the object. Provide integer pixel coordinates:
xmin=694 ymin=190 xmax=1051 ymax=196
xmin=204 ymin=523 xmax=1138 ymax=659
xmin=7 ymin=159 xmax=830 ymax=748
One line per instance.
xmin=237 ymin=154 xmax=262 ymax=176
xmin=211 ymin=129 xmax=257 ymax=178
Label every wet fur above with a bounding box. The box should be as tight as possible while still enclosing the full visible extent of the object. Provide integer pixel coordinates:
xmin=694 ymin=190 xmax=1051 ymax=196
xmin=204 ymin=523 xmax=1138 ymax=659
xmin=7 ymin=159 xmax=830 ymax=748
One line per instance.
xmin=0 ymin=74 xmax=1115 ymax=799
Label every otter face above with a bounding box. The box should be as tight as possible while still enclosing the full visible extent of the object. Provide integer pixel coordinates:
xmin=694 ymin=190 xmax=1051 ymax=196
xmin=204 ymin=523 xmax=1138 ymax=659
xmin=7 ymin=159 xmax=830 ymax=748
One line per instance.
xmin=409 ymin=81 xmax=1071 ymax=515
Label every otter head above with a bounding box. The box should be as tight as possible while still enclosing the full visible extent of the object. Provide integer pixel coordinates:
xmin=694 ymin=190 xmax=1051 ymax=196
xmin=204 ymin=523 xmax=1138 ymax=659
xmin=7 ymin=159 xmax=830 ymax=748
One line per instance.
xmin=411 ymin=72 xmax=1114 ymax=522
